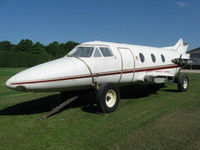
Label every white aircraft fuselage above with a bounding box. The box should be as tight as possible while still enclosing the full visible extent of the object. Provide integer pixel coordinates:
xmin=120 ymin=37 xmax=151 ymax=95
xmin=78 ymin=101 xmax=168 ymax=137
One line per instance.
xmin=6 ymin=39 xmax=189 ymax=92
xmin=5 ymin=39 xmax=190 ymax=113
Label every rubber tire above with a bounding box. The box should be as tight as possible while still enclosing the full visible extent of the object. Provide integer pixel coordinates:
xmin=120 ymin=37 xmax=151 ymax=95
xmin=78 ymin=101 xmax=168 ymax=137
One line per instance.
xmin=177 ymin=74 xmax=189 ymax=92
xmin=96 ymin=83 xmax=120 ymax=113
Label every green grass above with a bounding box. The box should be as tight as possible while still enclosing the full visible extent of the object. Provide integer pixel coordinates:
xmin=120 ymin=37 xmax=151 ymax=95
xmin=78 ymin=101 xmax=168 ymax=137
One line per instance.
xmin=0 ymin=68 xmax=32 ymax=98
xmin=0 ymin=68 xmax=200 ymax=150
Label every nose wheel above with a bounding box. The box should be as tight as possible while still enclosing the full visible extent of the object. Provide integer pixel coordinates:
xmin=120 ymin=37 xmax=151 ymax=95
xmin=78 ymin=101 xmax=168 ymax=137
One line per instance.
xmin=96 ymin=83 xmax=120 ymax=113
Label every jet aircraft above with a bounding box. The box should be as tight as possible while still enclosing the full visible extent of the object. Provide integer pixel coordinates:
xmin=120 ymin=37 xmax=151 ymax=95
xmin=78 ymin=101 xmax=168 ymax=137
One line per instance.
xmin=6 ymin=39 xmax=191 ymax=113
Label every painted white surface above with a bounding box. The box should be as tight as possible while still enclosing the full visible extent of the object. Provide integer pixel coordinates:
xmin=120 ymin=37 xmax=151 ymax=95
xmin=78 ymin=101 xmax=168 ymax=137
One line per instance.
xmin=6 ymin=39 xmax=190 ymax=92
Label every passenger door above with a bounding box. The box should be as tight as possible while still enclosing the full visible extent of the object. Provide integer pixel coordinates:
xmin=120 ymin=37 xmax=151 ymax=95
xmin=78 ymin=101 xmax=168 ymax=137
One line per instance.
xmin=118 ymin=48 xmax=135 ymax=83
xmin=94 ymin=47 xmax=121 ymax=84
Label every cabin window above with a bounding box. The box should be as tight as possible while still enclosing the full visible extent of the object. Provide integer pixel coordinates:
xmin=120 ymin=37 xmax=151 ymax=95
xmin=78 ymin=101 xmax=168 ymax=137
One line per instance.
xmin=151 ymin=54 xmax=156 ymax=63
xmin=70 ymin=47 xmax=94 ymax=57
xmin=99 ymin=47 xmax=113 ymax=57
xmin=161 ymin=54 xmax=165 ymax=62
xmin=93 ymin=48 xmax=102 ymax=57
xmin=139 ymin=53 xmax=145 ymax=63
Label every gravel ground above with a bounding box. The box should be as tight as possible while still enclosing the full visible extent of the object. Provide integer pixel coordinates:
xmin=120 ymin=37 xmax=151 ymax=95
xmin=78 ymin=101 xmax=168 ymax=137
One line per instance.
xmin=181 ymin=69 xmax=200 ymax=73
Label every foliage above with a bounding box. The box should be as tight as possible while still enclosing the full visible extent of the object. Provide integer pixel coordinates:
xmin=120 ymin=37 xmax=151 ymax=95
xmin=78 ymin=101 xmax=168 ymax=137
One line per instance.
xmin=0 ymin=41 xmax=12 ymax=51
xmin=0 ymin=39 xmax=79 ymax=67
xmin=15 ymin=39 xmax=33 ymax=52
xmin=31 ymin=42 xmax=46 ymax=54
xmin=45 ymin=41 xmax=65 ymax=58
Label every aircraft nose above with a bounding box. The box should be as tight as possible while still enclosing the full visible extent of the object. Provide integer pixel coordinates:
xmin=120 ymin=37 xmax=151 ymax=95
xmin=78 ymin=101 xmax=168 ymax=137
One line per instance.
xmin=5 ymin=74 xmax=29 ymax=91
xmin=5 ymin=76 xmax=16 ymax=90
xmin=5 ymin=78 xmax=12 ymax=88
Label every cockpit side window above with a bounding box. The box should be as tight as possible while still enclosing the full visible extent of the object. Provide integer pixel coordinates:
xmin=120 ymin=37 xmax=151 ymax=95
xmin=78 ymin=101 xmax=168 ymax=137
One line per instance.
xmin=70 ymin=47 xmax=94 ymax=57
xmin=93 ymin=48 xmax=102 ymax=57
xmin=99 ymin=47 xmax=113 ymax=57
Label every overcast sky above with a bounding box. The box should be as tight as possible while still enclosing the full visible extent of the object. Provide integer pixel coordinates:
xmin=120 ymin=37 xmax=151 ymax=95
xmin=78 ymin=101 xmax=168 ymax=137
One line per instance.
xmin=0 ymin=0 xmax=199 ymax=50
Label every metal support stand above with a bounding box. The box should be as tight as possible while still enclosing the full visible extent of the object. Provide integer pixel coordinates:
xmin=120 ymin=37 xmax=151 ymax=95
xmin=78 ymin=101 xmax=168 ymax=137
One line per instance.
xmin=38 ymin=96 xmax=78 ymax=120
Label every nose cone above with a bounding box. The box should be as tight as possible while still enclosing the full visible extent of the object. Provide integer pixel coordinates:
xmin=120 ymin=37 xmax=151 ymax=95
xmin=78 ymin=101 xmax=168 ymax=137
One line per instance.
xmin=5 ymin=78 xmax=12 ymax=89
xmin=5 ymin=73 xmax=29 ymax=91
xmin=5 ymin=57 xmax=77 ymax=92
xmin=6 ymin=75 xmax=17 ymax=89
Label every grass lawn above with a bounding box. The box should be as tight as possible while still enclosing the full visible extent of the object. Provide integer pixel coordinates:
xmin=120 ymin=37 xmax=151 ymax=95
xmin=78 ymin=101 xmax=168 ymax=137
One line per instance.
xmin=0 ymin=68 xmax=200 ymax=150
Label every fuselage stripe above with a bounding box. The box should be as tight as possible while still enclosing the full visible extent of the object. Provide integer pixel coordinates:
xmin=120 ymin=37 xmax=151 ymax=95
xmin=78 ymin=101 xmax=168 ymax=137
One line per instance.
xmin=11 ymin=64 xmax=179 ymax=85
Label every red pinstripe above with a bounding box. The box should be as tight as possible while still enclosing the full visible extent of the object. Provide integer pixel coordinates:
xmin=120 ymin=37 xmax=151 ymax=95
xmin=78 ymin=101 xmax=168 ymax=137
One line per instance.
xmin=11 ymin=64 xmax=179 ymax=85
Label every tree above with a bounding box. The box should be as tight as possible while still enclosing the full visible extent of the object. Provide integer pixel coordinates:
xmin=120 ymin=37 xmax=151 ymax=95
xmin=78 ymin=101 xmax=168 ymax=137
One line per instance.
xmin=31 ymin=42 xmax=46 ymax=54
xmin=60 ymin=41 xmax=79 ymax=54
xmin=16 ymin=39 xmax=33 ymax=52
xmin=0 ymin=41 xmax=12 ymax=51
xmin=0 ymin=51 xmax=17 ymax=67
xmin=0 ymin=39 xmax=79 ymax=67
xmin=46 ymin=41 xmax=65 ymax=58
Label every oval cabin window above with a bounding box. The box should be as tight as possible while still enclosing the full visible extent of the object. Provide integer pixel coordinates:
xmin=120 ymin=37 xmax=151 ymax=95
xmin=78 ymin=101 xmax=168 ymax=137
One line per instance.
xmin=151 ymin=54 xmax=156 ymax=63
xmin=161 ymin=54 xmax=165 ymax=62
xmin=139 ymin=53 xmax=145 ymax=63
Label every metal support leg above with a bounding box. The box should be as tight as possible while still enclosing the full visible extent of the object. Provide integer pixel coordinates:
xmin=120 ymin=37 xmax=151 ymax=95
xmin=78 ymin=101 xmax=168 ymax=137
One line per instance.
xmin=38 ymin=96 xmax=78 ymax=120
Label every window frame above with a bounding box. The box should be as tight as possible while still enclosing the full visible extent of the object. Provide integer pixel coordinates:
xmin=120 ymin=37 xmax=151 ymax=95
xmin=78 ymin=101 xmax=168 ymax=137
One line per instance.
xmin=67 ymin=45 xmax=115 ymax=58
xmin=93 ymin=48 xmax=103 ymax=58
xmin=68 ymin=46 xmax=95 ymax=58
xmin=99 ymin=47 xmax=114 ymax=57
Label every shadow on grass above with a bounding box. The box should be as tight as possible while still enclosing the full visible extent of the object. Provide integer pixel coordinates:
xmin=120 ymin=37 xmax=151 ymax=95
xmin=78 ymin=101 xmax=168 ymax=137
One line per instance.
xmin=161 ymin=89 xmax=179 ymax=93
xmin=0 ymin=85 xmax=159 ymax=116
xmin=0 ymin=94 xmax=62 ymax=115
xmin=0 ymin=93 xmax=96 ymax=116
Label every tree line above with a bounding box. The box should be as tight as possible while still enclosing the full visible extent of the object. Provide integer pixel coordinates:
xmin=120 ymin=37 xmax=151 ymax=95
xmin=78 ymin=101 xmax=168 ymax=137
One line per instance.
xmin=0 ymin=39 xmax=79 ymax=67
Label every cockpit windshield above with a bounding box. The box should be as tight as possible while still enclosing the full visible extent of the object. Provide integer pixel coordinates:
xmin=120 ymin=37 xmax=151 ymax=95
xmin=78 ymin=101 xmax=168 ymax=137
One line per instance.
xmin=69 ymin=47 xmax=94 ymax=58
xmin=99 ymin=47 xmax=113 ymax=57
xmin=68 ymin=46 xmax=114 ymax=58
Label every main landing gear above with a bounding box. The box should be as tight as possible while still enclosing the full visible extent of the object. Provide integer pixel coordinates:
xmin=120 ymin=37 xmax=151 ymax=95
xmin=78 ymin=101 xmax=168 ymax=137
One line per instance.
xmin=55 ymin=74 xmax=189 ymax=116
xmin=96 ymin=83 xmax=120 ymax=113
xmin=60 ymin=83 xmax=120 ymax=114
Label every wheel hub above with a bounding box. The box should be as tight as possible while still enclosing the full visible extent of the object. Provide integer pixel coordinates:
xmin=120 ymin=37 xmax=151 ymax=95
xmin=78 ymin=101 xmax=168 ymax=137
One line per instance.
xmin=105 ymin=90 xmax=117 ymax=108
xmin=183 ymin=79 xmax=188 ymax=89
